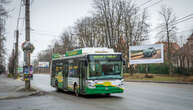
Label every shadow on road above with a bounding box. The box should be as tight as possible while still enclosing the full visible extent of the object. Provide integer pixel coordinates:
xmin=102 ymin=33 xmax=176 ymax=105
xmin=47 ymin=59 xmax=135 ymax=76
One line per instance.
xmin=55 ymin=90 xmax=123 ymax=99
xmin=83 ymin=94 xmax=123 ymax=99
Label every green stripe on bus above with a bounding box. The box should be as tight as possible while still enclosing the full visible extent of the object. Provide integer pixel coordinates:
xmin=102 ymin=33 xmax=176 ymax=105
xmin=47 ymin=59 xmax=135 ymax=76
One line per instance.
xmin=85 ymin=86 xmax=124 ymax=94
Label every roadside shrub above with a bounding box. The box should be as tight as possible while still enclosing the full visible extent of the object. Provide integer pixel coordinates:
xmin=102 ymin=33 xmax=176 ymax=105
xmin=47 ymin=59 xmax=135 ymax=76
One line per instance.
xmin=17 ymin=74 xmax=21 ymax=79
xmin=123 ymin=73 xmax=144 ymax=80
xmin=7 ymin=73 xmax=12 ymax=78
xmin=185 ymin=76 xmax=193 ymax=82
xmin=123 ymin=74 xmax=129 ymax=78
xmin=0 ymin=64 xmax=5 ymax=74
xmin=137 ymin=63 xmax=169 ymax=74
xmin=144 ymin=74 xmax=154 ymax=78
xmin=174 ymin=67 xmax=193 ymax=75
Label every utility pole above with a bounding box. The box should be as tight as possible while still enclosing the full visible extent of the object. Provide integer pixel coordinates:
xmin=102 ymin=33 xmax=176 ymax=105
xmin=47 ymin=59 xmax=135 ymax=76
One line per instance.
xmin=25 ymin=0 xmax=31 ymax=89
xmin=14 ymin=30 xmax=19 ymax=78
xmin=12 ymin=48 xmax=15 ymax=77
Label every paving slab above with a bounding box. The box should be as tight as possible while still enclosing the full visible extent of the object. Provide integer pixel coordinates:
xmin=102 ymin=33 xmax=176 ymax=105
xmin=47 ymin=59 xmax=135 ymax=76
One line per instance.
xmin=0 ymin=74 xmax=39 ymax=100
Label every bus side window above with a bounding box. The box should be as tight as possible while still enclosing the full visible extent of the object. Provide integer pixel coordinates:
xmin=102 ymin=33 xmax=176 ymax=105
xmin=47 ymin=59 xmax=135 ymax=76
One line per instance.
xmin=68 ymin=64 xmax=74 ymax=77
xmin=52 ymin=61 xmax=56 ymax=77
xmin=55 ymin=61 xmax=63 ymax=74
xmin=63 ymin=63 xmax=66 ymax=76
xmin=80 ymin=61 xmax=85 ymax=78
xmin=74 ymin=64 xmax=79 ymax=78
xmin=114 ymin=64 xmax=120 ymax=72
xmin=66 ymin=64 xmax=68 ymax=77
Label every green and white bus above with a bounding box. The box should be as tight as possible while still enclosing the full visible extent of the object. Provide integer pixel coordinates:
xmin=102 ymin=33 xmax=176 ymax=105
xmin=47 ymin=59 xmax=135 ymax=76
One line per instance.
xmin=51 ymin=48 xmax=124 ymax=96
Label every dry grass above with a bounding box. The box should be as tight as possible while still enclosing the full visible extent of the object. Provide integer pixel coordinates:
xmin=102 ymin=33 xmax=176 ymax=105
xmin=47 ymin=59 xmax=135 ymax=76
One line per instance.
xmin=184 ymin=76 xmax=193 ymax=82
xmin=124 ymin=73 xmax=193 ymax=82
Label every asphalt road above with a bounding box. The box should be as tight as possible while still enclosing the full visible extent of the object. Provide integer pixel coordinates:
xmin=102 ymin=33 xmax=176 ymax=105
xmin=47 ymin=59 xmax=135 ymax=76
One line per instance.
xmin=33 ymin=74 xmax=193 ymax=110
xmin=1 ymin=74 xmax=193 ymax=110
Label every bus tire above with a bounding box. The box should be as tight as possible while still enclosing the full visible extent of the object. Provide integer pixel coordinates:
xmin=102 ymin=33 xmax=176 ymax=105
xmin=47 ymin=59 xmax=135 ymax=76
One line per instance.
xmin=56 ymin=88 xmax=61 ymax=92
xmin=55 ymin=81 xmax=60 ymax=92
xmin=105 ymin=93 xmax=111 ymax=96
xmin=55 ymin=80 xmax=58 ymax=87
xmin=74 ymin=84 xmax=79 ymax=96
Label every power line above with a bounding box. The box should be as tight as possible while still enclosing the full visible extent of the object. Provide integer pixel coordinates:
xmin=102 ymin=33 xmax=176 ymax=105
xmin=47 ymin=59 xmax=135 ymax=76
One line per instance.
xmin=175 ymin=13 xmax=193 ymax=22
xmin=137 ymin=0 xmax=162 ymax=16
xmin=138 ymin=0 xmax=153 ymax=7
xmin=176 ymin=29 xmax=193 ymax=34
xmin=152 ymin=13 xmax=193 ymax=32
xmin=144 ymin=0 xmax=163 ymax=10
xmin=31 ymin=29 xmax=60 ymax=35
xmin=31 ymin=31 xmax=59 ymax=37
xmin=18 ymin=29 xmax=60 ymax=37
xmin=175 ymin=16 xmax=193 ymax=25
xmin=16 ymin=0 xmax=23 ymax=30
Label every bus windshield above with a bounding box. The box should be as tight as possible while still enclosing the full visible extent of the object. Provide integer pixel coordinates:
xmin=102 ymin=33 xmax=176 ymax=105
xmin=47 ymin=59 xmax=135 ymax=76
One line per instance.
xmin=88 ymin=55 xmax=122 ymax=79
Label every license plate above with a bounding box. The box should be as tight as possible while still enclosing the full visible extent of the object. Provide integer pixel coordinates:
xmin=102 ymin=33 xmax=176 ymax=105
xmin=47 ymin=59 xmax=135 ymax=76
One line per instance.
xmin=104 ymin=82 xmax=111 ymax=86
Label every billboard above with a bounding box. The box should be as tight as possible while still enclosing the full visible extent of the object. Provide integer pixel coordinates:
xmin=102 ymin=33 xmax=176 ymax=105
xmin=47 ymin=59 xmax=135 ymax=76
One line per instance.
xmin=129 ymin=44 xmax=164 ymax=64
xmin=38 ymin=62 xmax=49 ymax=68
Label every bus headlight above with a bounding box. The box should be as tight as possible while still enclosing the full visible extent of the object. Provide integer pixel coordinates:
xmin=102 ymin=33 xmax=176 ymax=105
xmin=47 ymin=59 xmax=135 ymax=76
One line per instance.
xmin=118 ymin=79 xmax=124 ymax=89
xmin=87 ymin=80 xmax=96 ymax=89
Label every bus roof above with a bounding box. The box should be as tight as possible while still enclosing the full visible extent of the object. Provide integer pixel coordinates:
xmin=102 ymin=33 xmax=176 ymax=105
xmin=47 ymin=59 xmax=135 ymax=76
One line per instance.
xmin=52 ymin=48 xmax=121 ymax=60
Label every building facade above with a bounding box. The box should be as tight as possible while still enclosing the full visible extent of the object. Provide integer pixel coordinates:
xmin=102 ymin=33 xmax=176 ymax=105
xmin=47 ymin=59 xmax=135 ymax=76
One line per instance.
xmin=174 ymin=33 xmax=193 ymax=74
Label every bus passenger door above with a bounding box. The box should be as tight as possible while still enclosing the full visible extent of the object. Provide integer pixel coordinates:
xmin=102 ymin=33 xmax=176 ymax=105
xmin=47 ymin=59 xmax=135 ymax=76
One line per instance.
xmin=67 ymin=63 xmax=74 ymax=90
xmin=51 ymin=62 xmax=56 ymax=87
xmin=63 ymin=63 xmax=68 ymax=89
xmin=79 ymin=61 xmax=86 ymax=93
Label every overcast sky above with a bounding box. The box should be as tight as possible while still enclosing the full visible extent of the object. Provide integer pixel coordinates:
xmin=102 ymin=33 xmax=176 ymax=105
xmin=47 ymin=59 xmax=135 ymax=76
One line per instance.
xmin=5 ymin=0 xmax=193 ymax=65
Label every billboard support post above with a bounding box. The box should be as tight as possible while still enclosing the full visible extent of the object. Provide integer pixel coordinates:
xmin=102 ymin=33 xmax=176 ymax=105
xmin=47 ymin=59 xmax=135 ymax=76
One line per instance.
xmin=145 ymin=64 xmax=148 ymax=74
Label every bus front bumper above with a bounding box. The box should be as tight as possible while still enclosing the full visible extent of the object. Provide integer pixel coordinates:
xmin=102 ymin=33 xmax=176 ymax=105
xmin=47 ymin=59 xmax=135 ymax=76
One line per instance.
xmin=85 ymin=86 xmax=124 ymax=94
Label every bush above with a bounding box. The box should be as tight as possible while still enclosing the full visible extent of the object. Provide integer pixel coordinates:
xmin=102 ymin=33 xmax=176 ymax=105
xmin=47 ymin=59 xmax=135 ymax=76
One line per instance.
xmin=144 ymin=74 xmax=154 ymax=78
xmin=174 ymin=67 xmax=193 ymax=75
xmin=137 ymin=63 xmax=169 ymax=74
xmin=0 ymin=64 xmax=5 ymax=74
xmin=184 ymin=76 xmax=193 ymax=82
xmin=7 ymin=73 xmax=13 ymax=78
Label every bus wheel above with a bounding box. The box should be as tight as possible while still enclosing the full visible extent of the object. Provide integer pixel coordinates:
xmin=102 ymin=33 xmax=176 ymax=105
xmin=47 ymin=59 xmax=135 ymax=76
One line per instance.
xmin=56 ymin=88 xmax=61 ymax=92
xmin=55 ymin=80 xmax=58 ymax=87
xmin=74 ymin=85 xmax=79 ymax=96
xmin=105 ymin=93 xmax=111 ymax=96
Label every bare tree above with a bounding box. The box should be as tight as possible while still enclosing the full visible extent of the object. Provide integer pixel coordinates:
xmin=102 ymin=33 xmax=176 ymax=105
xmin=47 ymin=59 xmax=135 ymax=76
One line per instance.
xmin=8 ymin=49 xmax=15 ymax=75
xmin=156 ymin=6 xmax=177 ymax=75
xmin=73 ymin=0 xmax=149 ymax=74
xmin=37 ymin=0 xmax=150 ymax=75
xmin=0 ymin=0 xmax=8 ymax=74
xmin=118 ymin=0 xmax=149 ymax=74
xmin=60 ymin=30 xmax=75 ymax=52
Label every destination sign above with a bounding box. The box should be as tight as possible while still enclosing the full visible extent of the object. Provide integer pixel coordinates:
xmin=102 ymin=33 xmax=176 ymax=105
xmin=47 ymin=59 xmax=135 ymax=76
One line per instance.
xmin=65 ymin=50 xmax=82 ymax=56
xmin=89 ymin=55 xmax=121 ymax=61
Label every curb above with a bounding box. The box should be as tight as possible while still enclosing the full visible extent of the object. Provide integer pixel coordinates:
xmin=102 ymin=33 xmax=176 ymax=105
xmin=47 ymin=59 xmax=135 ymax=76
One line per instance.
xmin=125 ymin=80 xmax=193 ymax=84
xmin=0 ymin=90 xmax=44 ymax=100
xmin=0 ymin=75 xmax=46 ymax=100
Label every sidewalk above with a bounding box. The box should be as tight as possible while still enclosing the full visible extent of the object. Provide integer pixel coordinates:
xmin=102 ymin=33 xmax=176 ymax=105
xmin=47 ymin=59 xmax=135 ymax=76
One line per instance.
xmin=0 ymin=74 xmax=39 ymax=100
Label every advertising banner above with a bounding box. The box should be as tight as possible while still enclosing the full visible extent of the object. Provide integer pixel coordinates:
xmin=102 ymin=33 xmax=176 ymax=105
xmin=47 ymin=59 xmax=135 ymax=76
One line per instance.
xmin=38 ymin=62 xmax=49 ymax=68
xmin=23 ymin=65 xmax=33 ymax=80
xmin=129 ymin=44 xmax=164 ymax=64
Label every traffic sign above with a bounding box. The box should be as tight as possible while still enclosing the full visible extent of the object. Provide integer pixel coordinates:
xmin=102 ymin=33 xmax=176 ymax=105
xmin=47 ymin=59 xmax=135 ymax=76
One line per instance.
xmin=22 ymin=41 xmax=35 ymax=53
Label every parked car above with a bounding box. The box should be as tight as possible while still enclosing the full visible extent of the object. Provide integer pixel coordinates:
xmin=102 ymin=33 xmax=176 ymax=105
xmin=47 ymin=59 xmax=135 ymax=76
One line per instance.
xmin=143 ymin=47 xmax=157 ymax=57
